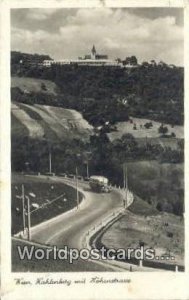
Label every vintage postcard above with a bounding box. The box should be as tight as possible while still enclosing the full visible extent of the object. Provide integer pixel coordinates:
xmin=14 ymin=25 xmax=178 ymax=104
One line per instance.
xmin=1 ymin=0 xmax=189 ymax=299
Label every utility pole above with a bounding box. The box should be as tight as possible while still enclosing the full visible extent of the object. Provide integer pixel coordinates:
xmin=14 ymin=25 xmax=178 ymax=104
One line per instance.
xmin=123 ymin=163 xmax=128 ymax=209
xmin=26 ymin=195 xmax=31 ymax=240
xmin=49 ymin=147 xmax=52 ymax=173
xmin=123 ymin=164 xmax=126 ymax=207
xmin=75 ymin=167 xmax=79 ymax=209
xmin=86 ymin=160 xmax=89 ymax=178
xmin=21 ymin=184 xmax=26 ymax=235
xmin=125 ymin=165 xmax=128 ymax=208
xmin=84 ymin=151 xmax=91 ymax=178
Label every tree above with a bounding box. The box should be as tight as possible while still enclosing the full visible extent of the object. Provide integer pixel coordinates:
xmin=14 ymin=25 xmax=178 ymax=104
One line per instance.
xmin=124 ymin=56 xmax=138 ymax=65
xmin=171 ymin=132 xmax=176 ymax=138
xmin=130 ymin=56 xmax=138 ymax=65
xmin=41 ymin=83 xmax=47 ymax=91
xmin=158 ymin=125 xmax=168 ymax=135
xmin=156 ymin=202 xmax=162 ymax=211
xmin=144 ymin=122 xmax=153 ymax=129
xmin=150 ymin=60 xmax=156 ymax=66
xmin=141 ymin=61 xmax=150 ymax=68
xmin=115 ymin=58 xmax=122 ymax=63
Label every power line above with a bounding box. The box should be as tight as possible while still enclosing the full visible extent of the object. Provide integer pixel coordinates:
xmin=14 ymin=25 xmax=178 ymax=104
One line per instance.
xmin=30 ymin=193 xmax=65 ymax=214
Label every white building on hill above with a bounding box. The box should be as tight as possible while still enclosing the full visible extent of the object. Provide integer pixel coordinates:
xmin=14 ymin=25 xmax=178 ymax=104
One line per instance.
xmin=43 ymin=45 xmax=122 ymax=67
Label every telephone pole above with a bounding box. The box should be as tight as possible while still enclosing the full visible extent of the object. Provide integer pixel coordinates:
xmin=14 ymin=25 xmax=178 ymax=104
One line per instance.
xmin=21 ymin=184 xmax=26 ymax=234
xmin=125 ymin=165 xmax=128 ymax=208
xmin=123 ymin=163 xmax=128 ymax=209
xmin=26 ymin=195 xmax=31 ymax=240
xmin=86 ymin=160 xmax=89 ymax=178
xmin=123 ymin=164 xmax=126 ymax=207
xmin=49 ymin=147 xmax=52 ymax=173
xmin=75 ymin=167 xmax=79 ymax=209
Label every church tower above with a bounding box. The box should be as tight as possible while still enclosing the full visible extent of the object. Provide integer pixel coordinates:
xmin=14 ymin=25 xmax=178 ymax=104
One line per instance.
xmin=91 ymin=45 xmax=96 ymax=60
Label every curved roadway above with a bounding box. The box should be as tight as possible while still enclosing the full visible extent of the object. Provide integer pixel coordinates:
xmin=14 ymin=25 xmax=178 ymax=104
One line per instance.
xmin=28 ymin=176 xmax=162 ymax=272
xmin=32 ymin=176 xmax=123 ymax=248
xmin=30 ymin=176 xmax=125 ymax=271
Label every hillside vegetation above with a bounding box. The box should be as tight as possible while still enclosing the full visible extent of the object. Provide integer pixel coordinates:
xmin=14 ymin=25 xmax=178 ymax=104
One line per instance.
xmin=126 ymin=160 xmax=184 ymax=216
xmin=11 ymin=51 xmax=184 ymax=126
xmin=108 ymin=117 xmax=183 ymax=140
xmin=11 ymin=76 xmax=58 ymax=95
xmin=102 ymin=210 xmax=184 ymax=266
xmin=11 ymin=52 xmax=184 ymax=217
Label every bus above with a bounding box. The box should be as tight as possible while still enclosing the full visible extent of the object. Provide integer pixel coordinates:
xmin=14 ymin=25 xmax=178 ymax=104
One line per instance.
xmin=89 ymin=176 xmax=111 ymax=193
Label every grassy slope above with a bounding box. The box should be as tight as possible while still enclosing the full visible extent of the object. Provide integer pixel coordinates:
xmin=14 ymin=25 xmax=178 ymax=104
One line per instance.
xmin=125 ymin=160 xmax=184 ymax=218
xmin=108 ymin=117 xmax=184 ymax=149
xmin=11 ymin=76 xmax=183 ymax=147
xmin=12 ymin=174 xmax=82 ymax=235
xmin=12 ymin=239 xmax=78 ymax=272
xmin=12 ymin=238 xmax=112 ymax=272
xmin=11 ymin=76 xmax=93 ymax=142
xmin=11 ymin=102 xmax=93 ymax=142
xmin=11 ymin=76 xmax=58 ymax=95
xmin=102 ymin=211 xmax=184 ymax=265
xmin=11 ymin=102 xmax=45 ymax=139
xmin=102 ymin=197 xmax=184 ymax=265
xmin=128 ymin=195 xmax=158 ymax=216
xmin=101 ymin=159 xmax=184 ymax=265
xmin=11 ymin=113 xmax=29 ymax=137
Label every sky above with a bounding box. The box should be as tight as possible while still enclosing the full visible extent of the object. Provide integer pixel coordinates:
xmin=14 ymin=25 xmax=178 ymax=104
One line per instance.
xmin=11 ymin=7 xmax=184 ymax=66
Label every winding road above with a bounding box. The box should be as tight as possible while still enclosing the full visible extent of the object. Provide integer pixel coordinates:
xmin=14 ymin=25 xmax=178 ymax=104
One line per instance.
xmin=16 ymin=175 xmax=165 ymax=272
xmin=13 ymin=175 xmax=176 ymax=272
xmin=29 ymin=176 xmax=128 ymax=271
xmin=31 ymin=177 xmax=124 ymax=248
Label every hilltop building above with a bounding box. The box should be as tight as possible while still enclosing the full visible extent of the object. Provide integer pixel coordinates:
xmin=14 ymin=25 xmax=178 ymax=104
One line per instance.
xmin=85 ymin=45 xmax=108 ymax=60
xmin=42 ymin=46 xmax=121 ymax=67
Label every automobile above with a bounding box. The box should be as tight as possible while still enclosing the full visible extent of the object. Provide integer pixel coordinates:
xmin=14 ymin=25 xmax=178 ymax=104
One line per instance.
xmin=59 ymin=173 xmax=67 ymax=178
xmin=84 ymin=177 xmax=90 ymax=181
xmin=67 ymin=174 xmax=75 ymax=179
xmin=89 ymin=176 xmax=111 ymax=193
xmin=101 ymin=185 xmax=112 ymax=193
xmin=43 ymin=172 xmax=55 ymax=177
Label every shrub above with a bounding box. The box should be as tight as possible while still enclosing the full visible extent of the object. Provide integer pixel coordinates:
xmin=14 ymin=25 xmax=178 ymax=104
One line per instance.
xmin=167 ymin=232 xmax=173 ymax=238
xmin=144 ymin=122 xmax=153 ymax=129
xmin=158 ymin=125 xmax=168 ymax=135
xmin=41 ymin=83 xmax=47 ymax=91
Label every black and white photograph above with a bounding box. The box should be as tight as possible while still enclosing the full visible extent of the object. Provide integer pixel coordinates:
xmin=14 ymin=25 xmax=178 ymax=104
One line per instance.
xmin=1 ymin=1 xmax=189 ymax=299
xmin=10 ymin=6 xmax=185 ymax=274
